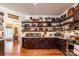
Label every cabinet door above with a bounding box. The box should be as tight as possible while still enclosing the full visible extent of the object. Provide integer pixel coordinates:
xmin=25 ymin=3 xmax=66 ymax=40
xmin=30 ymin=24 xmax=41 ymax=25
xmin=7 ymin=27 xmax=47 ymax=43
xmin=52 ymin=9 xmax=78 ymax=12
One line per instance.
xmin=59 ymin=39 xmax=67 ymax=54
xmin=0 ymin=40 xmax=4 ymax=56
xmin=29 ymin=38 xmax=39 ymax=49
xmin=48 ymin=38 xmax=56 ymax=48
xmin=25 ymin=39 xmax=33 ymax=48
xmin=22 ymin=38 xmax=26 ymax=48
xmin=54 ymin=38 xmax=61 ymax=49
xmin=39 ymin=39 xmax=49 ymax=48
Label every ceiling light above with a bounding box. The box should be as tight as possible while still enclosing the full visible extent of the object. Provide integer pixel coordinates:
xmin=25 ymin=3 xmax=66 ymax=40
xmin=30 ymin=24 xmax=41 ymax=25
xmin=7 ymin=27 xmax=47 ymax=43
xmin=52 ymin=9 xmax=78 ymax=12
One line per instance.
xmin=34 ymin=3 xmax=38 ymax=6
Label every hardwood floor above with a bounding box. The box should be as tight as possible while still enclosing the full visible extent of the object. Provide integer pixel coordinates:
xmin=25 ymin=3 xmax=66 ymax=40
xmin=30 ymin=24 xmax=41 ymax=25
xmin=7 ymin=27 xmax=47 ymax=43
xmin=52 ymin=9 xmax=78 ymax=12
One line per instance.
xmin=20 ymin=49 xmax=64 ymax=56
xmin=4 ymin=41 xmax=64 ymax=56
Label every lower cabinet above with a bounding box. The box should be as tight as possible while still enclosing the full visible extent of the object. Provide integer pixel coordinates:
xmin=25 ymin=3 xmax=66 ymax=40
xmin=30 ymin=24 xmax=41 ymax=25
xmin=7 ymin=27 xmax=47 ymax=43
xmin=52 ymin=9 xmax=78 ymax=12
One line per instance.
xmin=22 ymin=38 xmax=56 ymax=49
xmin=22 ymin=37 xmax=67 ymax=55
xmin=55 ymin=38 xmax=67 ymax=55
xmin=0 ymin=40 xmax=4 ymax=56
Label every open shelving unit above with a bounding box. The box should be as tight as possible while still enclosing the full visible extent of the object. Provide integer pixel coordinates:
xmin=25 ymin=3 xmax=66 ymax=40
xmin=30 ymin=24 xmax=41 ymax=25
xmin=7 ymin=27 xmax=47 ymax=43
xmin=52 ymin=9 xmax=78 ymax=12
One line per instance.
xmin=21 ymin=17 xmax=62 ymax=32
xmin=0 ymin=12 xmax=4 ymax=40
xmin=0 ymin=12 xmax=4 ymax=56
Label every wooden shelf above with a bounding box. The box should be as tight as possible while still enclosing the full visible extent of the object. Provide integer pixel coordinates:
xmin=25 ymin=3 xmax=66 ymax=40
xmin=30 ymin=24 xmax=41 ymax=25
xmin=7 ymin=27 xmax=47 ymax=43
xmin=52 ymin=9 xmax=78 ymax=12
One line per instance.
xmin=60 ymin=22 xmax=71 ymax=26
xmin=22 ymin=31 xmax=55 ymax=32
xmin=69 ymin=20 xmax=79 ymax=26
xmin=21 ymin=16 xmax=74 ymax=32
xmin=61 ymin=16 xmax=72 ymax=22
xmin=22 ymin=21 xmax=60 ymax=23
xmin=22 ymin=25 xmax=61 ymax=27
xmin=59 ymin=20 xmax=79 ymax=27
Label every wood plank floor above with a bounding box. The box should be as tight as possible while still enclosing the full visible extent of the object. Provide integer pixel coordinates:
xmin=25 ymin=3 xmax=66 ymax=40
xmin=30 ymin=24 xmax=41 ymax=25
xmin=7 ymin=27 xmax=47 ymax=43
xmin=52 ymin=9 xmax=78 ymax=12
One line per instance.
xmin=4 ymin=41 xmax=64 ymax=56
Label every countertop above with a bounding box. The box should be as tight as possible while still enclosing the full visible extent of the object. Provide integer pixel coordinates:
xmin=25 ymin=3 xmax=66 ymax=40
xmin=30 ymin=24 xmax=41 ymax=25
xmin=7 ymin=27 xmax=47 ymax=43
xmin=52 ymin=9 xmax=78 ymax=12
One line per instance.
xmin=0 ymin=39 xmax=4 ymax=41
xmin=22 ymin=36 xmax=79 ymax=45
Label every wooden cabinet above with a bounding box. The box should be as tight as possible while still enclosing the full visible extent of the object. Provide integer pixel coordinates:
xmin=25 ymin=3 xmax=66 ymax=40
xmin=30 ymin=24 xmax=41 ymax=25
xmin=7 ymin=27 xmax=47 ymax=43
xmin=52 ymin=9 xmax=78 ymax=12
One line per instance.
xmin=22 ymin=38 xmax=56 ymax=49
xmin=54 ymin=38 xmax=67 ymax=55
xmin=0 ymin=40 xmax=4 ymax=56
xmin=22 ymin=37 xmax=67 ymax=55
xmin=59 ymin=39 xmax=67 ymax=55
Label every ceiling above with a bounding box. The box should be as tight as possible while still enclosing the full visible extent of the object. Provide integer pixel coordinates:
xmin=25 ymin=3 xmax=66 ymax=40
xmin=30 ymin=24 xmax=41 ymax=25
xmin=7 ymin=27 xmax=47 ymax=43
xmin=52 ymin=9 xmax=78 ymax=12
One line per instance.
xmin=0 ymin=3 xmax=74 ymax=15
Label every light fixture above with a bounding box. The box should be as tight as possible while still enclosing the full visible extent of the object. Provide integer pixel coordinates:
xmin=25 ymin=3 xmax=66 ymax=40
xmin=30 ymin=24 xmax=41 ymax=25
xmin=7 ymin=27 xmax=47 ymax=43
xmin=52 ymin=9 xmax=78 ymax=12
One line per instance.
xmin=34 ymin=3 xmax=38 ymax=6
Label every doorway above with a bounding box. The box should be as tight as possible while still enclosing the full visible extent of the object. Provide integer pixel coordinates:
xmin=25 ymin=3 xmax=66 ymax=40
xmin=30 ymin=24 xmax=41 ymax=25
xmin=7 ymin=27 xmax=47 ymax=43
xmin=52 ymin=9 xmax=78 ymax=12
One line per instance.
xmin=13 ymin=27 xmax=18 ymax=42
xmin=5 ymin=23 xmax=19 ymax=43
xmin=5 ymin=26 xmax=13 ymax=41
